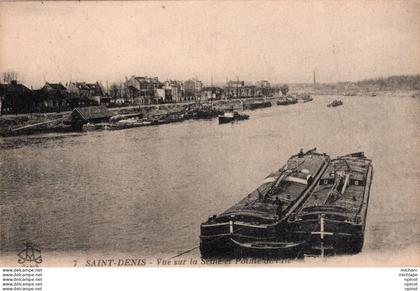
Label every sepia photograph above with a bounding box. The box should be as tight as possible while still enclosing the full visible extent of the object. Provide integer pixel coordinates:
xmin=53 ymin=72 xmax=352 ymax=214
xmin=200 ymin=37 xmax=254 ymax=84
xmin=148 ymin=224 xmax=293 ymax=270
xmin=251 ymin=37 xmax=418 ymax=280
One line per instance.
xmin=0 ymin=1 xmax=419 ymax=270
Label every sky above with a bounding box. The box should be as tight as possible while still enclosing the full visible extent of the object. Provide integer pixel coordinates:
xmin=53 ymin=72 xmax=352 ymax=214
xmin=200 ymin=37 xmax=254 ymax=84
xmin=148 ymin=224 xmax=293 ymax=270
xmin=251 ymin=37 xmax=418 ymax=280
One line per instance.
xmin=0 ymin=1 xmax=419 ymax=88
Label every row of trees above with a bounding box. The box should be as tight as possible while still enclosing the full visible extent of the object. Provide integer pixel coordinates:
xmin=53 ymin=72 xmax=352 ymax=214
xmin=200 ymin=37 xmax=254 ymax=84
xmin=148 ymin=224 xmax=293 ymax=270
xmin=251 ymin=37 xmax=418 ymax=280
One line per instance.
xmin=355 ymin=75 xmax=420 ymax=90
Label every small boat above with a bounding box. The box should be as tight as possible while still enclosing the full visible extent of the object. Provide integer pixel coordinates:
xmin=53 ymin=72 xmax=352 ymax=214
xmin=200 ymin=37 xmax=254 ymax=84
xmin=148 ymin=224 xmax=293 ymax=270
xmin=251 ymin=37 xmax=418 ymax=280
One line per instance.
xmin=243 ymin=101 xmax=272 ymax=110
xmin=109 ymin=113 xmax=143 ymax=123
xmin=327 ymin=100 xmax=343 ymax=107
xmin=155 ymin=113 xmax=185 ymax=125
xmin=83 ymin=122 xmax=111 ymax=131
xmin=218 ymin=111 xmax=249 ymax=124
xmin=109 ymin=118 xmax=152 ymax=130
xmin=200 ymin=148 xmax=330 ymax=258
xmin=277 ymin=98 xmax=289 ymax=105
xmin=277 ymin=96 xmax=297 ymax=105
xmin=218 ymin=111 xmax=234 ymax=123
xmin=192 ymin=107 xmax=221 ymax=119
xmin=233 ymin=111 xmax=249 ymax=121
xmin=296 ymin=94 xmax=313 ymax=103
xmin=183 ymin=111 xmax=194 ymax=120
xmin=287 ymin=152 xmax=373 ymax=256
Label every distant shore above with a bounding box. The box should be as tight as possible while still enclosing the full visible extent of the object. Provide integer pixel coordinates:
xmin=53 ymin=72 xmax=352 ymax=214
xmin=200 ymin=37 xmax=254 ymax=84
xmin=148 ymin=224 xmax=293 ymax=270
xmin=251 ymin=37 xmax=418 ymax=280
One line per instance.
xmin=1 ymin=90 xmax=418 ymax=137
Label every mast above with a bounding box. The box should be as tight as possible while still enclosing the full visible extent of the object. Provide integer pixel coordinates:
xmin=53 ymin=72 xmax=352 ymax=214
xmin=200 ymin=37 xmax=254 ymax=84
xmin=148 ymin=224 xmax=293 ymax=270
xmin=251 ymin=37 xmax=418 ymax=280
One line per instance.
xmin=312 ymin=71 xmax=317 ymax=95
xmin=236 ymin=76 xmax=239 ymax=98
xmin=194 ymin=75 xmax=198 ymax=103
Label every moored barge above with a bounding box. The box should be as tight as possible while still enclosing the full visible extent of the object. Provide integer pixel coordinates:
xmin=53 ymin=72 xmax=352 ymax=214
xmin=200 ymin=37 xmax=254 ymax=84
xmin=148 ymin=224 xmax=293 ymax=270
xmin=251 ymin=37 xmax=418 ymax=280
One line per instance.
xmin=287 ymin=152 xmax=373 ymax=256
xmin=218 ymin=111 xmax=250 ymax=124
xmin=200 ymin=149 xmax=330 ymax=258
xmin=277 ymin=96 xmax=297 ymax=105
xmin=296 ymin=94 xmax=313 ymax=103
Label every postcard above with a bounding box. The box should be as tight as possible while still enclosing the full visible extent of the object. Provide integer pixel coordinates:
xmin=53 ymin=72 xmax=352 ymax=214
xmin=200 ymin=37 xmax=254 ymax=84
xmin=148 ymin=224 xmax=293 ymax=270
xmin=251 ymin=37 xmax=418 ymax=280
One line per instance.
xmin=0 ymin=1 xmax=419 ymax=269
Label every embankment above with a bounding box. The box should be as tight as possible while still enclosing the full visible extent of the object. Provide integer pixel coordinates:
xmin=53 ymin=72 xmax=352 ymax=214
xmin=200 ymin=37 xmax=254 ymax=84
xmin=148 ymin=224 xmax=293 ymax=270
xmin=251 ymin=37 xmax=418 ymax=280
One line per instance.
xmin=0 ymin=97 xmax=277 ymax=137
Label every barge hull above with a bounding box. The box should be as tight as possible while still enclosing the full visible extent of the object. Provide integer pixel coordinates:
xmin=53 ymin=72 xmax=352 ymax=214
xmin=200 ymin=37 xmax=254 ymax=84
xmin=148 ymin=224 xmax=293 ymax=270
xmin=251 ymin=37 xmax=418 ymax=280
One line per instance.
xmin=200 ymin=149 xmax=331 ymax=258
xmin=289 ymin=155 xmax=373 ymax=256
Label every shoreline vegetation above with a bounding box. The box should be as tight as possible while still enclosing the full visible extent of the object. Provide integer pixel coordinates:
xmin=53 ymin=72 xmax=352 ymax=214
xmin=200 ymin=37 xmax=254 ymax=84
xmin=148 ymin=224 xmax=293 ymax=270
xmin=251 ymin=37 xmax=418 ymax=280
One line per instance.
xmin=291 ymin=75 xmax=420 ymax=95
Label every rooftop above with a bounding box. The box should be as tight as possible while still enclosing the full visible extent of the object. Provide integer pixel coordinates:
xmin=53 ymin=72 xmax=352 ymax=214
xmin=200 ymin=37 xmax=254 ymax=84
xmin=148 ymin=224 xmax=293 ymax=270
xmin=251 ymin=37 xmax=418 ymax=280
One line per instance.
xmin=45 ymin=83 xmax=67 ymax=91
xmin=72 ymin=105 xmax=113 ymax=121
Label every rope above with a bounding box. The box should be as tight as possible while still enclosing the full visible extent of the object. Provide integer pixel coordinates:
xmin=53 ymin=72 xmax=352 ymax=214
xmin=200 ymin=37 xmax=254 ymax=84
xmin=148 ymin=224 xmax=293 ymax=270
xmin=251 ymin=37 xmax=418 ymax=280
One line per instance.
xmin=169 ymin=245 xmax=200 ymax=260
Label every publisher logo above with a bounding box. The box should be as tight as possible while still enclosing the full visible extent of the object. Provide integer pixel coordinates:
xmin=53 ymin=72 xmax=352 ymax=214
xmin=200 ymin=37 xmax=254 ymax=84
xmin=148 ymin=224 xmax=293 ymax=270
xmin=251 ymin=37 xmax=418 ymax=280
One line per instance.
xmin=17 ymin=243 xmax=42 ymax=265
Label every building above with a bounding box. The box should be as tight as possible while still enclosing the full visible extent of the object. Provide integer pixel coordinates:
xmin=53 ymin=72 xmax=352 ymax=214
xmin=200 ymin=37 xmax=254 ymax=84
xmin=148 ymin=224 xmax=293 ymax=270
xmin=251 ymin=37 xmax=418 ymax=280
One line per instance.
xmin=201 ymin=86 xmax=224 ymax=101
xmin=226 ymin=80 xmax=245 ymax=88
xmin=224 ymin=80 xmax=256 ymax=98
xmin=67 ymin=82 xmax=104 ymax=100
xmin=38 ymin=82 xmax=68 ymax=112
xmin=65 ymin=82 xmax=104 ymax=108
xmin=42 ymin=82 xmax=67 ymax=93
xmin=125 ymin=76 xmax=163 ymax=105
xmin=256 ymin=80 xmax=270 ymax=88
xmin=163 ymin=80 xmax=184 ymax=103
xmin=0 ymin=80 xmax=33 ymax=114
xmin=256 ymin=80 xmax=274 ymax=97
xmin=184 ymin=78 xmax=203 ymax=101
xmin=155 ymin=88 xmax=166 ymax=103
xmin=70 ymin=105 xmax=114 ymax=129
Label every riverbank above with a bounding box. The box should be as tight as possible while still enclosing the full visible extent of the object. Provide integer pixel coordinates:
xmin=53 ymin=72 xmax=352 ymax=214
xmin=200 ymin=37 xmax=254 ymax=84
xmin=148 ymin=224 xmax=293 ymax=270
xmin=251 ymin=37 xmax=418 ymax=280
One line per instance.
xmin=1 ymin=90 xmax=418 ymax=137
xmin=0 ymin=97 xmax=275 ymax=137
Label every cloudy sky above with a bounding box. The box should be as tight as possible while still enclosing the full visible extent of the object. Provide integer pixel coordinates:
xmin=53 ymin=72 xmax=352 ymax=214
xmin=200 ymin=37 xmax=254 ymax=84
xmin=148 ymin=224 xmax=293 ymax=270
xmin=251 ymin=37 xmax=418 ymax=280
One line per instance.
xmin=0 ymin=1 xmax=419 ymax=87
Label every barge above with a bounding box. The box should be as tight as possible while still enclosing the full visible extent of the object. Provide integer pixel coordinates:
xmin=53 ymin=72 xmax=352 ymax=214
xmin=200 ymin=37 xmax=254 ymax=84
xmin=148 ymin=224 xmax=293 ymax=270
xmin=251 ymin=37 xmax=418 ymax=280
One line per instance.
xmin=296 ymin=94 xmax=313 ymax=103
xmin=277 ymin=96 xmax=297 ymax=105
xmin=327 ymin=100 xmax=343 ymax=107
xmin=287 ymin=152 xmax=373 ymax=256
xmin=218 ymin=111 xmax=249 ymax=124
xmin=243 ymin=101 xmax=272 ymax=110
xmin=200 ymin=148 xmax=330 ymax=258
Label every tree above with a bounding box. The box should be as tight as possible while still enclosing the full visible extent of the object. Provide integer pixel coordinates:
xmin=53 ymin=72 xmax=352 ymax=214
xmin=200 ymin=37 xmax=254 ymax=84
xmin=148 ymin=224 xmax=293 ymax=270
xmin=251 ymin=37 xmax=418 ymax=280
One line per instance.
xmin=280 ymin=84 xmax=289 ymax=96
xmin=109 ymin=84 xmax=120 ymax=99
xmin=2 ymin=71 xmax=18 ymax=84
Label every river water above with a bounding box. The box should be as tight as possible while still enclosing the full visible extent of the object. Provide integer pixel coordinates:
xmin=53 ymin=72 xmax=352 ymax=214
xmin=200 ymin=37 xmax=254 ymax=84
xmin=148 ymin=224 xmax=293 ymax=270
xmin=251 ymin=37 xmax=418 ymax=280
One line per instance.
xmin=0 ymin=95 xmax=419 ymax=265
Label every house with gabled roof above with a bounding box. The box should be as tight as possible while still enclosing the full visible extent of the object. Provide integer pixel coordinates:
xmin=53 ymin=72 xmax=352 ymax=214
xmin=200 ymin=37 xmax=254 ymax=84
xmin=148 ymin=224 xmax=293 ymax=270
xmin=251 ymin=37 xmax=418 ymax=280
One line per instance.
xmin=125 ymin=76 xmax=163 ymax=105
xmin=0 ymin=80 xmax=33 ymax=114
xmin=67 ymin=81 xmax=104 ymax=98
xmin=70 ymin=105 xmax=114 ymax=129
xmin=38 ymin=82 xmax=68 ymax=112
xmin=42 ymin=82 xmax=67 ymax=93
xmin=66 ymin=81 xmax=104 ymax=108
